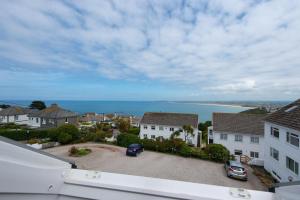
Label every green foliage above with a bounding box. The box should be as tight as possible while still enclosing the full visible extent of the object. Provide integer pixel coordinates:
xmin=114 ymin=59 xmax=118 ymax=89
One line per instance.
xmin=127 ymin=127 xmax=140 ymax=135
xmin=0 ymin=104 xmax=10 ymax=109
xmin=96 ymin=122 xmax=112 ymax=132
xmin=170 ymin=130 xmax=180 ymax=140
xmin=29 ymin=101 xmax=46 ymax=110
xmin=182 ymin=125 xmax=194 ymax=142
xmin=205 ymin=144 xmax=230 ymax=162
xmin=240 ymin=107 xmax=269 ymax=114
xmin=118 ymin=119 xmax=130 ymax=133
xmin=117 ymin=133 xmax=140 ymax=147
xmin=179 ymin=144 xmax=193 ymax=157
xmin=69 ymin=146 xmax=91 ymax=157
xmin=58 ymin=132 xmax=72 ymax=144
xmin=57 ymin=124 xmax=80 ymax=140
xmin=198 ymin=121 xmax=212 ymax=145
xmin=0 ymin=129 xmax=49 ymax=141
xmin=198 ymin=121 xmax=212 ymax=132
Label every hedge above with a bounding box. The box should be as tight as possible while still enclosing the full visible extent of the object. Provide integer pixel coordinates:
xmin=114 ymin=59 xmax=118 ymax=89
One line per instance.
xmin=116 ymin=133 xmax=230 ymax=163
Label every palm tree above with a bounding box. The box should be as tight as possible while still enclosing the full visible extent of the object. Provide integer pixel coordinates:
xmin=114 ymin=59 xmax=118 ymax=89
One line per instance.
xmin=170 ymin=130 xmax=181 ymax=140
xmin=182 ymin=125 xmax=194 ymax=142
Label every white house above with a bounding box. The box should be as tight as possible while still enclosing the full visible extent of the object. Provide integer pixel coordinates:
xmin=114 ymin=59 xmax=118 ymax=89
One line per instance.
xmin=0 ymin=106 xmax=37 ymax=125
xmin=264 ymin=99 xmax=300 ymax=182
xmin=208 ymin=113 xmax=266 ymax=166
xmin=139 ymin=112 xmax=199 ymax=146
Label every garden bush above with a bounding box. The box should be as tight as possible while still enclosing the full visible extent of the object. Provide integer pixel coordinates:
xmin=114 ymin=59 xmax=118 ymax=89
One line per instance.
xmin=179 ymin=144 xmax=192 ymax=157
xmin=205 ymin=144 xmax=230 ymax=162
xmin=57 ymin=124 xmax=80 ymax=140
xmin=58 ymin=132 xmax=72 ymax=144
xmin=117 ymin=133 xmax=140 ymax=147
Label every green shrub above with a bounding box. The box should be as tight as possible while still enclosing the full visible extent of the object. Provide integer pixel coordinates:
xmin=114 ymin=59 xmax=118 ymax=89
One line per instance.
xmin=58 ymin=132 xmax=72 ymax=144
xmin=68 ymin=146 xmax=91 ymax=157
xmin=127 ymin=127 xmax=140 ymax=135
xmin=117 ymin=133 xmax=140 ymax=147
xmin=179 ymin=144 xmax=192 ymax=157
xmin=57 ymin=124 xmax=80 ymax=140
xmin=205 ymin=144 xmax=230 ymax=162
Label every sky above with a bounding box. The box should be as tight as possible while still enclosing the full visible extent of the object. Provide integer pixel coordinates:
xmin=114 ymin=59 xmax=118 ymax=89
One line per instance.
xmin=0 ymin=0 xmax=300 ymax=101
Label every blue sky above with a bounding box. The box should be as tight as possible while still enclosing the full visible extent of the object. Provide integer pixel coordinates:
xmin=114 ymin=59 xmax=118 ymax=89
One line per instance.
xmin=0 ymin=0 xmax=300 ymax=101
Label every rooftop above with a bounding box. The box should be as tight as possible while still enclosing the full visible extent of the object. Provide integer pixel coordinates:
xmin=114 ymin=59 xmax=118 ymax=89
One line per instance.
xmin=140 ymin=112 xmax=198 ymax=128
xmin=212 ymin=113 xmax=267 ymax=135
xmin=265 ymin=99 xmax=300 ymax=131
xmin=0 ymin=106 xmax=37 ymax=116
xmin=28 ymin=104 xmax=78 ymax=119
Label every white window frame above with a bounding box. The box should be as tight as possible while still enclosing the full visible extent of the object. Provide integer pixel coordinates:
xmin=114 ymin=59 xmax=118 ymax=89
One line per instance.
xmin=271 ymin=127 xmax=279 ymax=139
xmin=143 ymin=134 xmax=148 ymax=139
xmin=286 ymin=156 xmax=299 ymax=175
xmin=143 ymin=125 xmax=148 ymax=130
xmin=159 ymin=126 xmax=163 ymax=131
xmin=250 ymin=136 xmax=259 ymax=144
xmin=270 ymin=147 xmax=279 ymax=161
xmin=250 ymin=151 xmax=259 ymax=158
xmin=234 ymin=149 xmax=243 ymax=155
xmin=170 ymin=127 xmax=174 ymax=132
xmin=151 ymin=135 xmax=156 ymax=139
xmin=151 ymin=125 xmax=155 ymax=130
xmin=234 ymin=135 xmax=243 ymax=142
xmin=220 ymin=133 xmax=227 ymax=140
xmin=286 ymin=132 xmax=299 ymax=148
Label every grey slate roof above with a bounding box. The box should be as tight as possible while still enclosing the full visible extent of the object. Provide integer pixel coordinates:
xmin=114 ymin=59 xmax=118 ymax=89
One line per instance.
xmin=28 ymin=104 xmax=78 ymax=119
xmin=0 ymin=106 xmax=37 ymax=116
xmin=140 ymin=112 xmax=198 ymax=128
xmin=265 ymin=99 xmax=300 ymax=131
xmin=213 ymin=113 xmax=267 ymax=135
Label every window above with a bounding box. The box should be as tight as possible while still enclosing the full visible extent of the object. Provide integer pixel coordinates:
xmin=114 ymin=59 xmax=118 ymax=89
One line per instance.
xmin=65 ymin=118 xmax=68 ymax=123
xmin=287 ymin=132 xmax=299 ymax=147
xmin=151 ymin=135 xmax=155 ymax=139
xmin=151 ymin=125 xmax=155 ymax=130
xmin=286 ymin=156 xmax=299 ymax=175
xmin=271 ymin=127 xmax=279 ymax=138
xmin=170 ymin=127 xmax=174 ymax=132
xmin=250 ymin=136 xmax=259 ymax=144
xmin=235 ymin=135 xmax=243 ymax=142
xmin=250 ymin=151 xmax=259 ymax=158
xmin=270 ymin=147 xmax=279 ymax=161
xmin=42 ymin=118 xmax=46 ymax=124
xmin=143 ymin=134 xmax=148 ymax=139
xmin=220 ymin=133 xmax=227 ymax=140
xmin=49 ymin=119 xmax=54 ymax=124
xmin=14 ymin=115 xmax=19 ymax=120
xmin=234 ymin=150 xmax=243 ymax=155
xmin=36 ymin=118 xmax=39 ymax=123
xmin=159 ymin=126 xmax=163 ymax=131
xmin=143 ymin=125 xmax=148 ymax=129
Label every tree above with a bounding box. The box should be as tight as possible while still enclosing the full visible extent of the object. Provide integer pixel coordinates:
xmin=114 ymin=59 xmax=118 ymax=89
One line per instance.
xmin=29 ymin=101 xmax=46 ymax=110
xmin=118 ymin=119 xmax=130 ymax=133
xmin=182 ymin=125 xmax=194 ymax=142
xmin=170 ymin=130 xmax=181 ymax=140
xmin=0 ymin=104 xmax=10 ymax=109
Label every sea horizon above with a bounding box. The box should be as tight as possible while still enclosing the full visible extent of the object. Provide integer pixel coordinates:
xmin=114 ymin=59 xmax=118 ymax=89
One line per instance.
xmin=0 ymin=100 xmax=290 ymax=121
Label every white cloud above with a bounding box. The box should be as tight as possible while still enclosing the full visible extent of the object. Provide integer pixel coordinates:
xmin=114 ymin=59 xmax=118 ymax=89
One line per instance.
xmin=0 ymin=0 xmax=300 ymax=100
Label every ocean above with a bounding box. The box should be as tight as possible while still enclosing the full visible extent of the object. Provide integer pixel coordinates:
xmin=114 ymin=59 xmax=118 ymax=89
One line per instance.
xmin=2 ymin=100 xmax=252 ymax=121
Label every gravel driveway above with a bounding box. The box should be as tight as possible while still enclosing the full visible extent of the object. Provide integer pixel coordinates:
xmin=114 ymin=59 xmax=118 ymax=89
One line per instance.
xmin=44 ymin=143 xmax=266 ymax=191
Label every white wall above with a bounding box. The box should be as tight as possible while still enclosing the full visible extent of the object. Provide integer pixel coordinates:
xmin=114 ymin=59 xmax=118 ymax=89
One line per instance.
xmin=139 ymin=123 xmax=198 ymax=146
xmin=0 ymin=114 xmax=30 ymax=125
xmin=28 ymin=117 xmax=41 ymax=128
xmin=264 ymin=122 xmax=300 ymax=182
xmin=15 ymin=114 xmax=29 ymax=125
xmin=212 ymin=131 xmax=264 ymax=166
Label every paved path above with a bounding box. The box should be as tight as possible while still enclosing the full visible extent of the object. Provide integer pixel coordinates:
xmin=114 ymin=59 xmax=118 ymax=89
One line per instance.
xmin=44 ymin=143 xmax=266 ymax=191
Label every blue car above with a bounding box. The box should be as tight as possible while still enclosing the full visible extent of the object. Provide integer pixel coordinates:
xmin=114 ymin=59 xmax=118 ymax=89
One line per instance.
xmin=126 ymin=144 xmax=143 ymax=156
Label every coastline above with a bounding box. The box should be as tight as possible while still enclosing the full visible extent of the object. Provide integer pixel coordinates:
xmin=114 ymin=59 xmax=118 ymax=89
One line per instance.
xmin=171 ymin=101 xmax=256 ymax=109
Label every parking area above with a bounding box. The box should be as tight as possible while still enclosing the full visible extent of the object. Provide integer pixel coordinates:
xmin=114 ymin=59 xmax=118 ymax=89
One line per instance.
xmin=44 ymin=143 xmax=266 ymax=191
